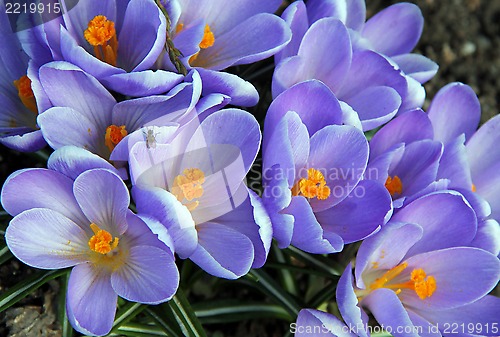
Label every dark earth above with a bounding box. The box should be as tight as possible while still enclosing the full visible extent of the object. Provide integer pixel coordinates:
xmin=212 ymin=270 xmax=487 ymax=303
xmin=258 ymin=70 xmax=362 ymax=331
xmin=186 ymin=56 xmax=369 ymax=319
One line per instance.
xmin=0 ymin=0 xmax=499 ymax=336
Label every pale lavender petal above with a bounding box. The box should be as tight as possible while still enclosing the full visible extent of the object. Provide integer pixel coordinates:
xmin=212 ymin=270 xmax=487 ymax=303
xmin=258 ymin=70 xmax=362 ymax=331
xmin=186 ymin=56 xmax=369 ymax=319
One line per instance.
xmin=361 ymin=3 xmax=423 ymax=56
xmin=393 ymin=191 xmax=477 ymax=257
xmin=1 ymin=168 xmax=86 ymax=224
xmin=73 ymin=169 xmax=129 ymax=235
xmin=191 ymin=13 xmax=291 ymax=70
xmin=406 ymin=311 xmax=442 ymax=337
xmin=272 ymin=18 xmax=352 ymax=97
xmin=118 ymin=0 xmax=166 ymax=71
xmin=401 ymin=247 xmax=500 ymax=310
xmin=0 ymin=130 xmax=46 ymax=152
xmin=337 ymin=264 xmax=370 ymax=337
xmin=37 ymin=107 xmax=108 ymax=156
xmin=363 ymin=288 xmax=421 ymax=337
xmin=127 ymin=212 xmax=175 ymax=255
xmin=471 ymin=219 xmax=500 ymax=256
xmin=295 ymin=309 xmax=358 ymax=337
xmin=39 ymin=61 xmax=115 ymax=128
xmin=428 ymin=82 xmax=481 ymax=144
xmin=48 ymin=146 xmax=118 ymax=180
xmin=455 ymin=188 xmax=491 ymax=221
xmin=354 ymin=222 xmax=423 ymax=288
xmin=436 ymin=135 xmax=473 ymax=190
xmin=288 ymin=196 xmax=344 ymax=253
xmin=6 ymin=208 xmax=89 ymax=268
xmin=196 ymin=68 xmax=259 ymax=107
xmin=213 ymin=190 xmax=272 ymax=268
xmin=190 ymin=222 xmax=254 ymax=279
xmin=133 ymin=186 xmax=197 ymax=259
xmin=263 ymin=111 xmax=309 ymax=187
xmin=264 ymin=80 xmax=343 ymax=140
xmin=307 ymin=125 xmax=368 ymax=211
xmin=424 ymin=296 xmax=500 ymax=336
xmin=101 ymin=70 xmax=184 ymax=96
xmin=66 ymin=263 xmax=116 ymax=337
xmin=392 ymin=54 xmax=439 ymax=83
xmin=316 ymin=180 xmax=392 ymax=244
xmin=307 ymin=0 xmax=366 ymax=31
xmin=275 ymin=1 xmax=308 ymax=63
xmin=369 ymin=109 xmax=433 ymax=160
xmin=347 ymin=86 xmax=401 ymax=131
xmin=111 ymin=246 xmax=179 ymax=303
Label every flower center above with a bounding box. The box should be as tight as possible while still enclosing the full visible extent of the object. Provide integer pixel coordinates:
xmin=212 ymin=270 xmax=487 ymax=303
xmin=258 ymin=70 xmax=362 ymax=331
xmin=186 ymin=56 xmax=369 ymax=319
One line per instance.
xmin=84 ymin=15 xmax=118 ymax=66
xmin=368 ymin=262 xmax=437 ymax=300
xmin=471 ymin=183 xmax=477 ymax=192
xmin=184 ymin=24 xmax=215 ymax=64
xmin=105 ymin=125 xmax=128 ymax=152
xmin=171 ymin=168 xmax=205 ymax=211
xmin=88 ymin=223 xmax=119 ymax=255
xmin=385 ymin=175 xmax=403 ymax=197
xmin=13 ymin=75 xmax=38 ymax=114
xmin=291 ymin=168 xmax=331 ymax=200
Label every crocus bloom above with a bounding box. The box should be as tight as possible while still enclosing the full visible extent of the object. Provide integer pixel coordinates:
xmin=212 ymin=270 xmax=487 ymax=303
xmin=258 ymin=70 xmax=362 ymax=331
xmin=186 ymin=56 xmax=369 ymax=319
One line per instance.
xmin=0 ymin=7 xmax=45 ymax=151
xmin=278 ymin=0 xmax=438 ymax=112
xmin=19 ymin=0 xmax=183 ymax=96
xmin=336 ymin=191 xmax=500 ymax=337
xmin=272 ymin=16 xmax=407 ymax=131
xmin=2 ymin=146 xmax=179 ymax=336
xmin=262 ymin=81 xmax=391 ymax=253
xmin=126 ymin=109 xmax=271 ymax=279
xmin=161 ymin=0 xmax=291 ymax=106
xmin=36 ymin=61 xmax=202 ymax=162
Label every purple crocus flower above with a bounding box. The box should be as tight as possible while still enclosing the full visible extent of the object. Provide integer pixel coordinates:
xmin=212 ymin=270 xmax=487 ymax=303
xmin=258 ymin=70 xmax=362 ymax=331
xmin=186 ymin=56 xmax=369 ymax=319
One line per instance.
xmin=160 ymin=0 xmax=292 ymax=106
xmin=124 ymin=109 xmax=271 ymax=279
xmin=272 ymin=15 xmax=407 ymax=131
xmin=336 ymin=191 xmax=500 ymax=337
xmin=262 ymin=81 xmax=391 ymax=254
xmin=1 ymin=146 xmax=179 ymax=336
xmin=36 ymin=61 xmax=202 ymax=163
xmin=19 ymin=0 xmax=183 ymax=96
xmin=293 ymin=309 xmax=358 ymax=337
xmin=278 ymin=0 xmax=438 ymax=112
xmin=0 ymin=6 xmax=45 ymax=151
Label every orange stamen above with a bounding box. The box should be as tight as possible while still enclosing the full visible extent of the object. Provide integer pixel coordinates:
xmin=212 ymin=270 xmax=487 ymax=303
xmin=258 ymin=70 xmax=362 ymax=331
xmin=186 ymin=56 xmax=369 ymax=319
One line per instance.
xmin=13 ymin=75 xmax=38 ymax=113
xmin=88 ymin=223 xmax=119 ymax=255
xmin=84 ymin=15 xmax=118 ymax=66
xmin=105 ymin=125 xmax=127 ymax=152
xmin=291 ymin=168 xmax=331 ymax=200
xmin=385 ymin=175 xmax=403 ymax=197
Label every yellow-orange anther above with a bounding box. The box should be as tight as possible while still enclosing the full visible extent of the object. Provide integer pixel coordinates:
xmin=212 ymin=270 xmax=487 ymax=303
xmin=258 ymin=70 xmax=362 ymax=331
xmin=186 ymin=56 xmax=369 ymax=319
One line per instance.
xmin=105 ymin=125 xmax=127 ymax=152
xmin=472 ymin=183 xmax=477 ymax=192
xmin=292 ymin=168 xmax=331 ymax=200
xmin=411 ymin=268 xmax=437 ymax=299
xmin=369 ymin=262 xmax=436 ymax=300
xmin=199 ymin=25 xmax=215 ymax=49
xmin=385 ymin=175 xmax=403 ymax=196
xmin=13 ymin=75 xmax=37 ymax=113
xmin=84 ymin=15 xmax=118 ymax=66
xmin=171 ymin=168 xmax=206 ymax=210
xmin=88 ymin=223 xmax=119 ymax=254
xmin=188 ymin=24 xmax=215 ymax=64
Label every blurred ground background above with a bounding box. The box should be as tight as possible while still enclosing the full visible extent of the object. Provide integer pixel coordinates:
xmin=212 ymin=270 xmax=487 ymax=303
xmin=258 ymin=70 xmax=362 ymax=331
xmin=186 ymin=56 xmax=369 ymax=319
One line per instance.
xmin=1 ymin=0 xmax=499 ymax=336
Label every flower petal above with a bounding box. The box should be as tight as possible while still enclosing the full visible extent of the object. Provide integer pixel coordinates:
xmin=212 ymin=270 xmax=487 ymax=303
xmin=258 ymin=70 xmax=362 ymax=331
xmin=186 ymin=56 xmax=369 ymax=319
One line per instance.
xmin=101 ymin=70 xmax=184 ymax=96
xmin=471 ymin=219 xmax=500 ymax=256
xmin=295 ymin=309 xmax=358 ymax=337
xmin=6 ymin=208 xmax=89 ymax=268
xmin=316 ymin=180 xmax=392 ymax=244
xmin=66 ymin=263 xmax=117 ymax=336
xmin=275 ymin=1 xmax=308 ymax=63
xmin=1 ymin=168 xmax=86 ymax=223
xmin=428 ymin=82 xmax=481 ymax=144
xmin=73 ymin=169 xmax=129 ymax=235
xmin=191 ymin=13 xmax=291 ymax=70
xmin=393 ymin=191 xmax=477 ymax=257
xmin=361 ymin=3 xmax=423 ymax=56
xmin=189 ymin=222 xmax=254 ymax=279
xmin=111 ymin=246 xmax=179 ymax=303
xmin=288 ymin=196 xmax=344 ymax=253
xmin=392 ymin=53 xmax=439 ymax=83
xmin=401 ymin=247 xmax=500 ymax=310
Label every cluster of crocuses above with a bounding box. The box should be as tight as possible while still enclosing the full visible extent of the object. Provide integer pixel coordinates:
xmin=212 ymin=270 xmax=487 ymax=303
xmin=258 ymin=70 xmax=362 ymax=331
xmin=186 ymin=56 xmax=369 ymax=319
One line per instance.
xmin=0 ymin=0 xmax=498 ymax=336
